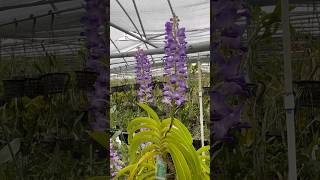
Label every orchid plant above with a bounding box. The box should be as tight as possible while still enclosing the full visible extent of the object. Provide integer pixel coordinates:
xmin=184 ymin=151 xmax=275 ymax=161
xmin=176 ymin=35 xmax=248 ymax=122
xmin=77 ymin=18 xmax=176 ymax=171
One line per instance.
xmin=114 ymin=17 xmax=210 ymax=179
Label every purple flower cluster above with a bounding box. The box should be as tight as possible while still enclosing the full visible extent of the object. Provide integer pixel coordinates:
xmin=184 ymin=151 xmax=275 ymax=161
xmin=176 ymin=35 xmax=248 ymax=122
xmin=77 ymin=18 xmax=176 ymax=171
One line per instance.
xmin=212 ymin=0 xmax=251 ymax=141
xmin=81 ymin=0 xmax=108 ymax=132
xmin=110 ymin=138 xmax=123 ymax=177
xmin=135 ymin=49 xmax=153 ymax=103
xmin=162 ymin=18 xmax=188 ymax=107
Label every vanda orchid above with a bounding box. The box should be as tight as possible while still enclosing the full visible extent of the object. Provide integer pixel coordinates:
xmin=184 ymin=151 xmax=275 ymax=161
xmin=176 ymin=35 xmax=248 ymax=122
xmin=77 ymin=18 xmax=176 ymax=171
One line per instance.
xmin=114 ymin=17 xmax=210 ymax=180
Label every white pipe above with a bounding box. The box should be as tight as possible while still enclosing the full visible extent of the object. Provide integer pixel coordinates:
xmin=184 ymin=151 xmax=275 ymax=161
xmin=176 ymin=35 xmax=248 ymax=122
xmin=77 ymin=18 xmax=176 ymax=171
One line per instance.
xmin=281 ymin=0 xmax=297 ymax=179
xmin=198 ymin=53 xmax=205 ymax=149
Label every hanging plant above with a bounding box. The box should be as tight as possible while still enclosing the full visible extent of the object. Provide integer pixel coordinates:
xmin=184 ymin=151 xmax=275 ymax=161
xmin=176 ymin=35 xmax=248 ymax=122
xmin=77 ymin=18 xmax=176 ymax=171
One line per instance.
xmin=81 ymin=0 xmax=108 ymax=132
xmin=212 ymin=0 xmax=252 ymax=142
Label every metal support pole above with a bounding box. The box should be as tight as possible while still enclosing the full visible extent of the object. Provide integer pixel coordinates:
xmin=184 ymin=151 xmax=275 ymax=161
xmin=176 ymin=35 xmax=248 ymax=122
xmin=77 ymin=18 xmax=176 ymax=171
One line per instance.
xmin=281 ymin=0 xmax=297 ymax=179
xmin=198 ymin=54 xmax=205 ymax=149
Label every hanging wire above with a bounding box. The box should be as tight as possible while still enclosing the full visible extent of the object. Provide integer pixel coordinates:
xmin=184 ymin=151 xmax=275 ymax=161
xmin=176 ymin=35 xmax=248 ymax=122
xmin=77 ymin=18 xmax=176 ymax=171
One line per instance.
xmin=166 ymin=0 xmax=176 ymax=18
xmin=131 ymin=0 xmax=156 ymax=63
xmin=111 ymin=38 xmax=129 ymax=67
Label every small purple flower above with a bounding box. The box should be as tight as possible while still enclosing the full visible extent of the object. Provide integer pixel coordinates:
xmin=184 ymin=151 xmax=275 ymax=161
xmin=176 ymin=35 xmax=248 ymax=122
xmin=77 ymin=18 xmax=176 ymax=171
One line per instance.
xmin=135 ymin=49 xmax=153 ymax=103
xmin=110 ymin=138 xmax=124 ymax=177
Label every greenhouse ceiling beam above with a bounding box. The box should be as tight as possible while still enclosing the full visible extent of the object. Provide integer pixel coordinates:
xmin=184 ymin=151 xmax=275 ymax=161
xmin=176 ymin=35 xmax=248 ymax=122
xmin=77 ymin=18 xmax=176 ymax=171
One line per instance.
xmin=0 ymin=0 xmax=72 ymax=12
xmin=131 ymin=0 xmax=156 ymax=63
xmin=110 ymin=38 xmax=129 ymax=67
xmin=110 ymin=22 xmax=157 ymax=48
xmin=114 ymin=0 xmax=157 ymax=65
xmin=247 ymin=0 xmax=318 ymax=6
xmin=110 ymin=41 xmax=209 ymax=58
xmin=0 ymin=6 xmax=83 ymax=27
xmin=110 ymin=54 xmax=210 ymax=73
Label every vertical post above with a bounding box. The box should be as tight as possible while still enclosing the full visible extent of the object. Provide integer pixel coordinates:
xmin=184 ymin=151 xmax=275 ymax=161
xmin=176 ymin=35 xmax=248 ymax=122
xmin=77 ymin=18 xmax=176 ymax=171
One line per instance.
xmin=281 ymin=0 xmax=297 ymax=179
xmin=0 ymin=38 xmax=2 ymax=62
xmin=198 ymin=53 xmax=205 ymax=148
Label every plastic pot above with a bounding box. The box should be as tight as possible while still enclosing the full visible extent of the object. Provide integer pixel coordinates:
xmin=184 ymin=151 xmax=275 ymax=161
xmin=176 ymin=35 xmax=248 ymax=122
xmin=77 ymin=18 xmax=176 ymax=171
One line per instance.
xmin=40 ymin=73 xmax=70 ymax=94
xmin=3 ymin=79 xmax=24 ymax=98
xmin=75 ymin=71 xmax=98 ymax=91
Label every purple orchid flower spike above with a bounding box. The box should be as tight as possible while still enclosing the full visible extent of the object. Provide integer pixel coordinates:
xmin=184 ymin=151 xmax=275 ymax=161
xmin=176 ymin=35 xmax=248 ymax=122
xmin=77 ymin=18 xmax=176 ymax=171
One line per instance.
xmin=215 ymin=54 xmax=241 ymax=81
xmin=212 ymin=0 xmax=251 ymax=142
xmin=162 ymin=17 xmax=188 ymax=107
xmin=81 ymin=0 xmax=107 ymax=132
xmin=135 ymin=48 xmax=154 ymax=103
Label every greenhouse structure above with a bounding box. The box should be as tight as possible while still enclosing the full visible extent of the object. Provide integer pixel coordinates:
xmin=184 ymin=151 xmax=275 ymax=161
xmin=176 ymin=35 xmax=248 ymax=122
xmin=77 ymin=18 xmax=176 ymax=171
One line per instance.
xmin=0 ymin=0 xmax=319 ymax=179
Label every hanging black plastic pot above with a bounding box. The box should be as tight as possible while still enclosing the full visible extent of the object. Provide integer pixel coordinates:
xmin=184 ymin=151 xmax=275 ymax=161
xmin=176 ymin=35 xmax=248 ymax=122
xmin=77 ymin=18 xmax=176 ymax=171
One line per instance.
xmin=294 ymin=81 xmax=320 ymax=107
xmin=75 ymin=71 xmax=98 ymax=91
xmin=3 ymin=79 xmax=25 ymax=98
xmin=40 ymin=73 xmax=70 ymax=94
xmin=246 ymin=83 xmax=258 ymax=97
xmin=203 ymin=87 xmax=210 ymax=95
xmin=24 ymin=78 xmax=42 ymax=98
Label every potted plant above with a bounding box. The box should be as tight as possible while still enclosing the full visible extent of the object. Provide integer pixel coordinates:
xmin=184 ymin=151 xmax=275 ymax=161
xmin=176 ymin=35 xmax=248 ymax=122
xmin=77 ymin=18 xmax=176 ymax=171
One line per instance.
xmin=40 ymin=73 xmax=70 ymax=95
xmin=2 ymin=78 xmax=24 ymax=99
xmin=294 ymin=80 xmax=320 ymax=107
xmin=24 ymin=77 xmax=42 ymax=98
xmin=75 ymin=70 xmax=98 ymax=91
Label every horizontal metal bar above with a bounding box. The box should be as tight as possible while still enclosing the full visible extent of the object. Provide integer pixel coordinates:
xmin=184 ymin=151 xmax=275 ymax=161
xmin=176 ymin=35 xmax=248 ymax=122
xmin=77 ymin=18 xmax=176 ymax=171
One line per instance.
xmin=110 ymin=22 xmax=158 ymax=48
xmin=110 ymin=41 xmax=209 ymax=58
xmin=0 ymin=0 xmax=72 ymax=12
xmin=0 ymin=6 xmax=83 ymax=28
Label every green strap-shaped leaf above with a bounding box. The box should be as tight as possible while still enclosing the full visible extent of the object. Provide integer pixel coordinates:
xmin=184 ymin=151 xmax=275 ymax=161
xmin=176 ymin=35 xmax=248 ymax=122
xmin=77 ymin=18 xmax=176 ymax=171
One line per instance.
xmin=129 ymin=131 xmax=160 ymax=162
xmin=165 ymin=136 xmax=202 ymax=179
xmin=85 ymin=176 xmax=108 ymax=180
xmin=137 ymin=170 xmax=155 ymax=180
xmin=197 ymin=145 xmax=210 ymax=155
xmin=0 ymin=138 xmax=21 ymax=165
xmin=111 ymin=130 xmax=122 ymax=139
xmin=166 ymin=143 xmax=192 ymax=180
xmin=88 ymin=131 xmax=108 ymax=148
xmin=128 ymin=124 xmax=160 ymax=136
xmin=129 ymin=151 xmax=160 ymax=180
xmin=162 ymin=118 xmax=193 ymax=144
xmin=128 ymin=117 xmax=160 ymax=132
xmin=137 ymin=103 xmax=160 ymax=122
xmin=114 ymin=164 xmax=136 ymax=179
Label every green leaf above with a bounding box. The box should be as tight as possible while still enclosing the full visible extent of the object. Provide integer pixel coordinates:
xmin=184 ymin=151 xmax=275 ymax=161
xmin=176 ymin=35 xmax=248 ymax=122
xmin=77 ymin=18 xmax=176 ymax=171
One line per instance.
xmin=137 ymin=103 xmax=160 ymax=122
xmin=88 ymin=131 xmax=108 ymax=148
xmin=0 ymin=138 xmax=21 ymax=165
xmin=128 ymin=151 xmax=160 ymax=180
xmin=166 ymin=143 xmax=192 ymax=180
xmin=85 ymin=176 xmax=108 ymax=180
xmin=72 ymin=112 xmax=85 ymax=129
xmin=197 ymin=145 xmax=210 ymax=155
xmin=112 ymin=130 xmax=122 ymax=140
xmin=114 ymin=164 xmax=136 ymax=179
